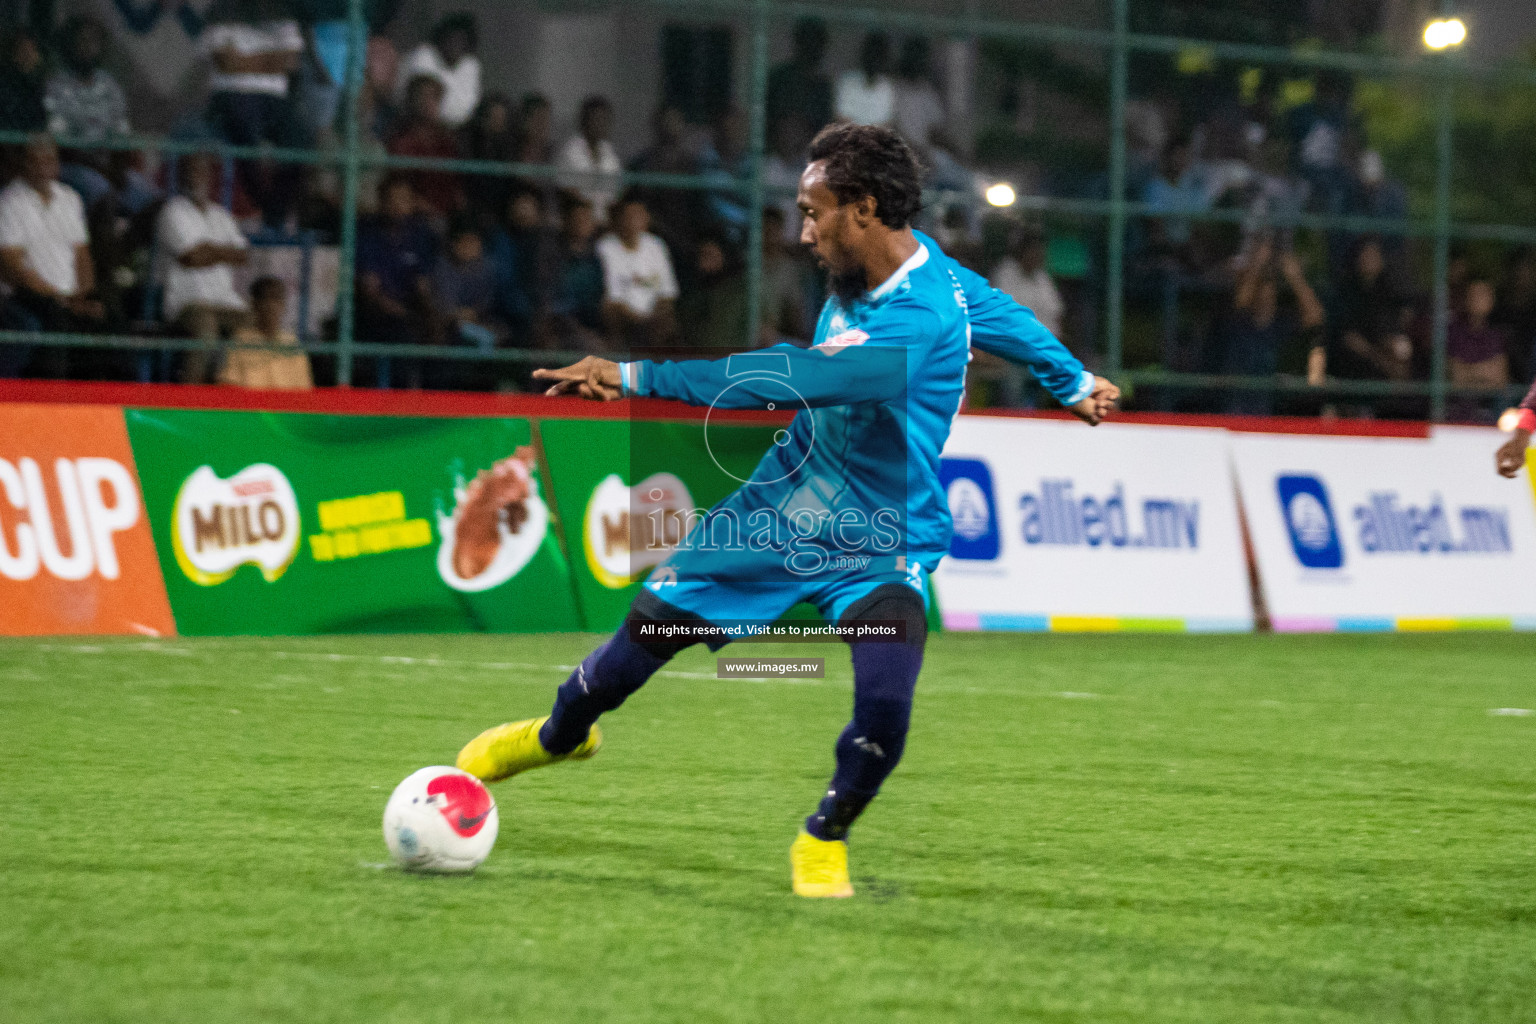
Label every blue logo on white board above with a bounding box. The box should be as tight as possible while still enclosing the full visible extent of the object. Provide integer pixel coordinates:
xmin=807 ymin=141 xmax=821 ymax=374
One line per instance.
xmin=1277 ymin=474 xmax=1343 ymax=569
xmin=940 ymin=458 xmax=999 ymax=561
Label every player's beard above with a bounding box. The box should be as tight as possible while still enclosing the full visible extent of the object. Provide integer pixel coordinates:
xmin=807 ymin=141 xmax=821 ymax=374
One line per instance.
xmin=818 ymin=225 xmax=867 ymax=307
xmin=828 ymin=266 xmax=867 ymax=307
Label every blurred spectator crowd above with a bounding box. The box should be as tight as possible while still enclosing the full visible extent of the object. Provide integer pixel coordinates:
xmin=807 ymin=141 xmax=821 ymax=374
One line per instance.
xmin=0 ymin=6 xmax=835 ymax=392
xmin=0 ymin=3 xmax=1529 ymax=421
xmin=1111 ymin=62 xmax=1536 ymax=420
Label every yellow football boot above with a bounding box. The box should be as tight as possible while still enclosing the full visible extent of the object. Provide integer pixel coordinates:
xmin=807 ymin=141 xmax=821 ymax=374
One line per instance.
xmin=790 ymin=829 xmax=854 ymax=898
xmin=455 ymin=716 xmax=601 ymax=783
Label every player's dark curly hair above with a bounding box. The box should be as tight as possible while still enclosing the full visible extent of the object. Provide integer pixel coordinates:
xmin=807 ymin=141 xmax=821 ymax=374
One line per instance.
xmin=806 ymin=123 xmax=923 ymax=229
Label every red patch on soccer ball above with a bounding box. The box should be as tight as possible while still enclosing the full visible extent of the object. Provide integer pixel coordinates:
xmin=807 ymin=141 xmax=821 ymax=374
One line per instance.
xmin=427 ymin=773 xmax=493 ymax=837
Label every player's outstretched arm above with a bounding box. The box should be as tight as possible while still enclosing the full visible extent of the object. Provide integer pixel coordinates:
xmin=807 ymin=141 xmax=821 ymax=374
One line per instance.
xmin=956 ymin=264 xmax=1120 ymax=425
xmin=532 ymin=345 xmax=908 ymax=409
xmin=636 ymin=342 xmax=910 ymax=408
xmin=583 ymin=306 xmax=929 ymax=412
xmin=532 ymin=356 xmax=624 ymax=401
xmin=944 ymin=255 xmax=1118 ymax=419
xmin=1068 ymin=376 xmax=1121 ymax=426
xmin=1497 ymin=429 xmax=1531 ymax=478
xmin=1498 ymin=392 xmax=1536 ymax=477
xmin=1497 ymin=407 xmax=1535 ymax=477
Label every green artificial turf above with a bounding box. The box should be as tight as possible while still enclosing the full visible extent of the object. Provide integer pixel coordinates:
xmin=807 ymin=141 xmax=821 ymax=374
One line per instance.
xmin=3 ymin=632 xmax=1536 ymax=1023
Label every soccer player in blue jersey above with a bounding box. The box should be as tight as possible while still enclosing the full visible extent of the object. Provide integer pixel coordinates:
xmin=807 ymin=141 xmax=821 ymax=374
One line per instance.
xmin=456 ymin=123 xmax=1119 ymax=897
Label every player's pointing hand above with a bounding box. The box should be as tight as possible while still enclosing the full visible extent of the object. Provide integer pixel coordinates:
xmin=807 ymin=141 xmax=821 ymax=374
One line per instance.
xmin=1496 ymin=428 xmax=1531 ymax=478
xmin=532 ymin=356 xmax=624 ymax=401
xmin=1069 ymin=375 xmax=1120 ymax=426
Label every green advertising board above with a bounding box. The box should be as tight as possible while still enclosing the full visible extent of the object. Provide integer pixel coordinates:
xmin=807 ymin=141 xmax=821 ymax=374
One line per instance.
xmin=126 ymin=409 xmax=581 ymax=635
xmin=537 ymin=416 xmax=788 ymax=632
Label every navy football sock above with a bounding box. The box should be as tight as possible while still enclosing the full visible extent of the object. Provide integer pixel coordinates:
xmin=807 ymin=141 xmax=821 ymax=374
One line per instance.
xmin=540 ymin=627 xmax=667 ymax=755
xmin=805 ymin=640 xmax=921 ymax=841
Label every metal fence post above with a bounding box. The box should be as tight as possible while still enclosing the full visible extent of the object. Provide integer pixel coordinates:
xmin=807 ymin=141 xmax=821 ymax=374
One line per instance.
xmin=1430 ymin=72 xmax=1454 ymax=422
xmin=1105 ymin=0 xmax=1129 ymax=380
xmin=334 ymin=0 xmax=368 ymax=387
xmin=744 ymin=0 xmax=771 ymax=349
xmin=1427 ymin=0 xmax=1461 ymax=422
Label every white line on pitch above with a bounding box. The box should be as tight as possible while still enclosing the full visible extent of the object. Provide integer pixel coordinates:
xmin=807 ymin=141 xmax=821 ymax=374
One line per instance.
xmin=24 ymin=642 xmax=822 ymax=684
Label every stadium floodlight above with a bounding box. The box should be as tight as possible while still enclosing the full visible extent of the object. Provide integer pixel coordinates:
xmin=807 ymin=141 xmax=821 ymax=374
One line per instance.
xmin=985 ymin=182 xmax=1017 ymax=208
xmin=1423 ymin=17 xmax=1467 ymax=50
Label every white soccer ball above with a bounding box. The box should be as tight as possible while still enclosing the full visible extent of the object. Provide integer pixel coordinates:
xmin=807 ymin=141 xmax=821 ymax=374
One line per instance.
xmin=383 ymin=766 xmax=499 ymax=874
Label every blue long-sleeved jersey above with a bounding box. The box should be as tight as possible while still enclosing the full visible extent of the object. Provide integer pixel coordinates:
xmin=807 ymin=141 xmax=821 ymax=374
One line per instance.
xmin=619 ymin=231 xmax=1091 ymax=575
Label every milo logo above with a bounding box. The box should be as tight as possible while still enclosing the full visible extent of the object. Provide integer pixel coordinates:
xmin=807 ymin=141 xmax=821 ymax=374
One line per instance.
xmin=583 ymin=472 xmax=695 ymax=589
xmin=172 ymin=464 xmax=301 ymax=586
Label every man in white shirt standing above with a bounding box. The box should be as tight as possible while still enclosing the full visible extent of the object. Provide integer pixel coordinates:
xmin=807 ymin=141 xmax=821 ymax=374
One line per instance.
xmin=0 ymin=135 xmax=103 ymax=377
xmin=396 ymin=12 xmax=481 ymax=129
xmin=596 ymin=193 xmax=678 ymax=346
xmin=201 ymin=12 xmax=303 ymax=126
xmin=979 ymin=226 xmax=1066 ymax=407
xmin=199 ymin=6 xmax=305 ymax=228
xmin=556 ymin=96 xmax=623 ymax=225
xmin=991 ymin=226 xmax=1064 ymax=337
xmin=158 ymin=153 xmax=252 ymax=384
xmin=834 ymin=32 xmax=896 ymax=127
xmin=892 ymin=37 xmax=945 ymax=157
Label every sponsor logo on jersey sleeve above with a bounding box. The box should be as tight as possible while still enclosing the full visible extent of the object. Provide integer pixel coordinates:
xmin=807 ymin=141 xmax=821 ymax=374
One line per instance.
xmin=814 ymin=328 xmax=870 ymax=355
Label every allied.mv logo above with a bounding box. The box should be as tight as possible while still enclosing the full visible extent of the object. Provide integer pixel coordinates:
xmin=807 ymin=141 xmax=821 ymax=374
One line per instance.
xmin=939 ymin=458 xmax=999 ymax=561
xmin=1276 ymin=474 xmax=1343 ymax=569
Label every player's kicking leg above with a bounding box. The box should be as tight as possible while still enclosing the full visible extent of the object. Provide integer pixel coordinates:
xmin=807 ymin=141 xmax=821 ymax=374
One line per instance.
xmin=791 ymin=585 xmax=926 ymax=898
xmin=456 ymin=607 xmax=701 ymax=782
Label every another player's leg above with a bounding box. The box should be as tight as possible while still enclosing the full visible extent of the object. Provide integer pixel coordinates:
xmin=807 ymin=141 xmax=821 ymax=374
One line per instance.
xmin=457 ymin=608 xmax=696 ymax=782
xmin=792 ymin=585 xmax=926 ymax=898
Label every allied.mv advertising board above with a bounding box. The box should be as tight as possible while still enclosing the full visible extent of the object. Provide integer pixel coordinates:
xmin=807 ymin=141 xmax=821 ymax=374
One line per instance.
xmin=934 ymin=417 xmax=1253 ymax=631
xmin=1232 ymin=430 xmax=1536 ymax=630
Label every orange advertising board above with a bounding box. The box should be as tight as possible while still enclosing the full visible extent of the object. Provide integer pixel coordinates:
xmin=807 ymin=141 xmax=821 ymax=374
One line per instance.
xmin=0 ymin=404 xmax=176 ymax=636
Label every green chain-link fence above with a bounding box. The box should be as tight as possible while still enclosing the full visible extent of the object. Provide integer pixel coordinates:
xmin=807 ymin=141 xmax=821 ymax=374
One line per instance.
xmin=5 ymin=0 xmax=1534 ymax=420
